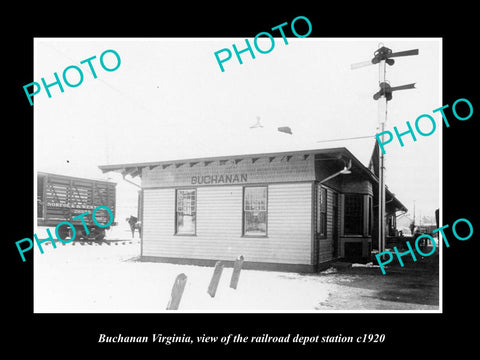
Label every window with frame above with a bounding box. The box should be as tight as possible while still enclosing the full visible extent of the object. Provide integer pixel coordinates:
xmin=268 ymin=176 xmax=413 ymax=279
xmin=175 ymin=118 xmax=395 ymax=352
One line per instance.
xmin=344 ymin=194 xmax=364 ymax=235
xmin=243 ymin=186 xmax=267 ymax=236
xmin=176 ymin=189 xmax=196 ymax=235
xmin=317 ymin=186 xmax=327 ymax=237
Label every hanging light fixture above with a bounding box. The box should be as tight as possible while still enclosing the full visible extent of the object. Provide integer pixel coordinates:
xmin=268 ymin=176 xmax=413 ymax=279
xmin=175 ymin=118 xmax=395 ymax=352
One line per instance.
xmin=320 ymin=159 xmax=352 ymax=183
xmin=340 ymin=159 xmax=352 ymax=174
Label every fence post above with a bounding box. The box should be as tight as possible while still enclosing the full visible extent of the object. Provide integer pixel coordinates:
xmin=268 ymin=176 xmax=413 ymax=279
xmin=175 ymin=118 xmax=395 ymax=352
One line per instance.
xmin=207 ymin=261 xmax=224 ymax=298
xmin=166 ymin=273 xmax=187 ymax=310
xmin=230 ymin=255 xmax=244 ymax=289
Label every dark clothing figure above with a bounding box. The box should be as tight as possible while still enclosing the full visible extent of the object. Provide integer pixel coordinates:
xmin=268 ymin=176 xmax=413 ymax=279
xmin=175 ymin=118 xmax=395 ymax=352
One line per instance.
xmin=127 ymin=216 xmax=138 ymax=238
xmin=136 ymin=222 xmax=142 ymax=238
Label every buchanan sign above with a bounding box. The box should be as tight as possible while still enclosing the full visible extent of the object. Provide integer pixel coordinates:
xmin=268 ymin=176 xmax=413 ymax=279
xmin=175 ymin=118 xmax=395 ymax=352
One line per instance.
xmin=141 ymin=155 xmax=315 ymax=188
xmin=191 ymin=174 xmax=248 ymax=185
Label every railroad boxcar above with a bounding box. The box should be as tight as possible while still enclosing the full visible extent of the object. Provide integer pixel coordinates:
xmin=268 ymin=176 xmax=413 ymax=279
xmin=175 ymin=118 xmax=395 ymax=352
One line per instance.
xmin=37 ymin=172 xmax=116 ymax=241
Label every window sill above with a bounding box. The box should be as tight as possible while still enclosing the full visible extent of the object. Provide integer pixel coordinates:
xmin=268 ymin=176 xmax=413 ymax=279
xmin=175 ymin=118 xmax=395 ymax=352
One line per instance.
xmin=242 ymin=235 xmax=269 ymax=238
xmin=174 ymin=233 xmax=197 ymax=237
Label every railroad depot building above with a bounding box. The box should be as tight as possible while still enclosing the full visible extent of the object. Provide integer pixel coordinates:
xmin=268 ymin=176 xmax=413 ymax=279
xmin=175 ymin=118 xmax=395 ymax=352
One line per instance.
xmin=99 ymin=147 xmax=406 ymax=272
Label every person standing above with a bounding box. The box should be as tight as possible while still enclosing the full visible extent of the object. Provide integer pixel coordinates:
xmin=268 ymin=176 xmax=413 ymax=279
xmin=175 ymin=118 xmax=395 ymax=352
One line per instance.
xmin=127 ymin=215 xmax=138 ymax=238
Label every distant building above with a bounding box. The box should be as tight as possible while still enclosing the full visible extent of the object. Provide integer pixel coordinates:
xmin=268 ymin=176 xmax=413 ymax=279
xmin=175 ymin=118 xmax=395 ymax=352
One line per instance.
xmin=397 ymin=213 xmax=414 ymax=235
xmin=99 ymin=147 xmax=406 ymax=272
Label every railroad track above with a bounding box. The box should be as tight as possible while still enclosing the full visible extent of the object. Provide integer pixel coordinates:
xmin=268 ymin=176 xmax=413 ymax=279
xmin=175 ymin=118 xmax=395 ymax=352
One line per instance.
xmin=44 ymin=239 xmax=140 ymax=246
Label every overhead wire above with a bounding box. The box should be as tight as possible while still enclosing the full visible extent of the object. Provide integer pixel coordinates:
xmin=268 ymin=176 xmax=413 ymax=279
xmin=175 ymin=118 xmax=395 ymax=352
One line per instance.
xmin=316 ymin=134 xmax=375 ymax=143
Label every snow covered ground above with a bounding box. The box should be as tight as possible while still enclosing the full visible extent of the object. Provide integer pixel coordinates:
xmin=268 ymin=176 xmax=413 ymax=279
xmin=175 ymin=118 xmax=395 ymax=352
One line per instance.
xmin=33 ymin=224 xmax=438 ymax=313
xmin=33 ymin=225 xmax=333 ymax=313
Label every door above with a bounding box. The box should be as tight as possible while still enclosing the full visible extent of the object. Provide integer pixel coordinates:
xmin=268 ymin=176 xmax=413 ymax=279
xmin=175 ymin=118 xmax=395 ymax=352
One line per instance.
xmin=315 ymin=185 xmax=326 ymax=265
xmin=332 ymin=192 xmax=338 ymax=257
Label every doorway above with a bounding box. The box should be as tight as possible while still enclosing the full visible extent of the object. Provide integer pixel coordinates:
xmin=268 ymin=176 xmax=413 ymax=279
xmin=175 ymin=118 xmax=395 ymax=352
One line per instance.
xmin=332 ymin=192 xmax=338 ymax=257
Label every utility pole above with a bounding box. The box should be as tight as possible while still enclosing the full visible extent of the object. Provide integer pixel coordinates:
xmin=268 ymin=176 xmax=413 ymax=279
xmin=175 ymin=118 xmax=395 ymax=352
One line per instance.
xmin=351 ymin=44 xmax=418 ymax=257
xmin=378 ymin=53 xmax=387 ymax=258
xmin=413 ymin=200 xmax=416 ymax=224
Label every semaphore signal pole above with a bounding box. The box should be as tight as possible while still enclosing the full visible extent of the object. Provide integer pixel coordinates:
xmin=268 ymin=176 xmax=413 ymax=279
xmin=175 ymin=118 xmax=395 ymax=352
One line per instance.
xmin=378 ymin=53 xmax=388 ymax=261
xmin=351 ymin=44 xmax=418 ymax=258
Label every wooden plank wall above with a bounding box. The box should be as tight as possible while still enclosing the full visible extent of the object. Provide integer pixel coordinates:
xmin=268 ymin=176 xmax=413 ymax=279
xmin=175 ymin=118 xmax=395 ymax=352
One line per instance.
xmin=142 ymin=183 xmax=312 ymax=265
xmin=142 ymin=155 xmax=315 ymax=189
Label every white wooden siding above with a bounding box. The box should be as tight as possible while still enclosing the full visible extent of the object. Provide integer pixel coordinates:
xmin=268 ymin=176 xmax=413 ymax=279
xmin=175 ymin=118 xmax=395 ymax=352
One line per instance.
xmin=142 ymin=183 xmax=312 ymax=265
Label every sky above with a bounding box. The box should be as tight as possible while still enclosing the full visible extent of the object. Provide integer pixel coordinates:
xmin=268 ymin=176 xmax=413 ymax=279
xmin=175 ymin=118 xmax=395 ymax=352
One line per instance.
xmin=34 ymin=37 xmax=441 ymax=221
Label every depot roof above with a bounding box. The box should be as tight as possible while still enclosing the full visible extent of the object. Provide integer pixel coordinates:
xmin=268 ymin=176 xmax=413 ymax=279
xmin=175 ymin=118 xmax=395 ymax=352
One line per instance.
xmin=98 ymin=146 xmax=407 ymax=212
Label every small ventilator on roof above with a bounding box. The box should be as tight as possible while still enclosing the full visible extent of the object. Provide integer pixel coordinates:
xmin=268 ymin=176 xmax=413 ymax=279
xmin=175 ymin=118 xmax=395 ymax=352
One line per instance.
xmin=277 ymin=126 xmax=292 ymax=135
xmin=249 ymin=116 xmax=264 ymax=129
